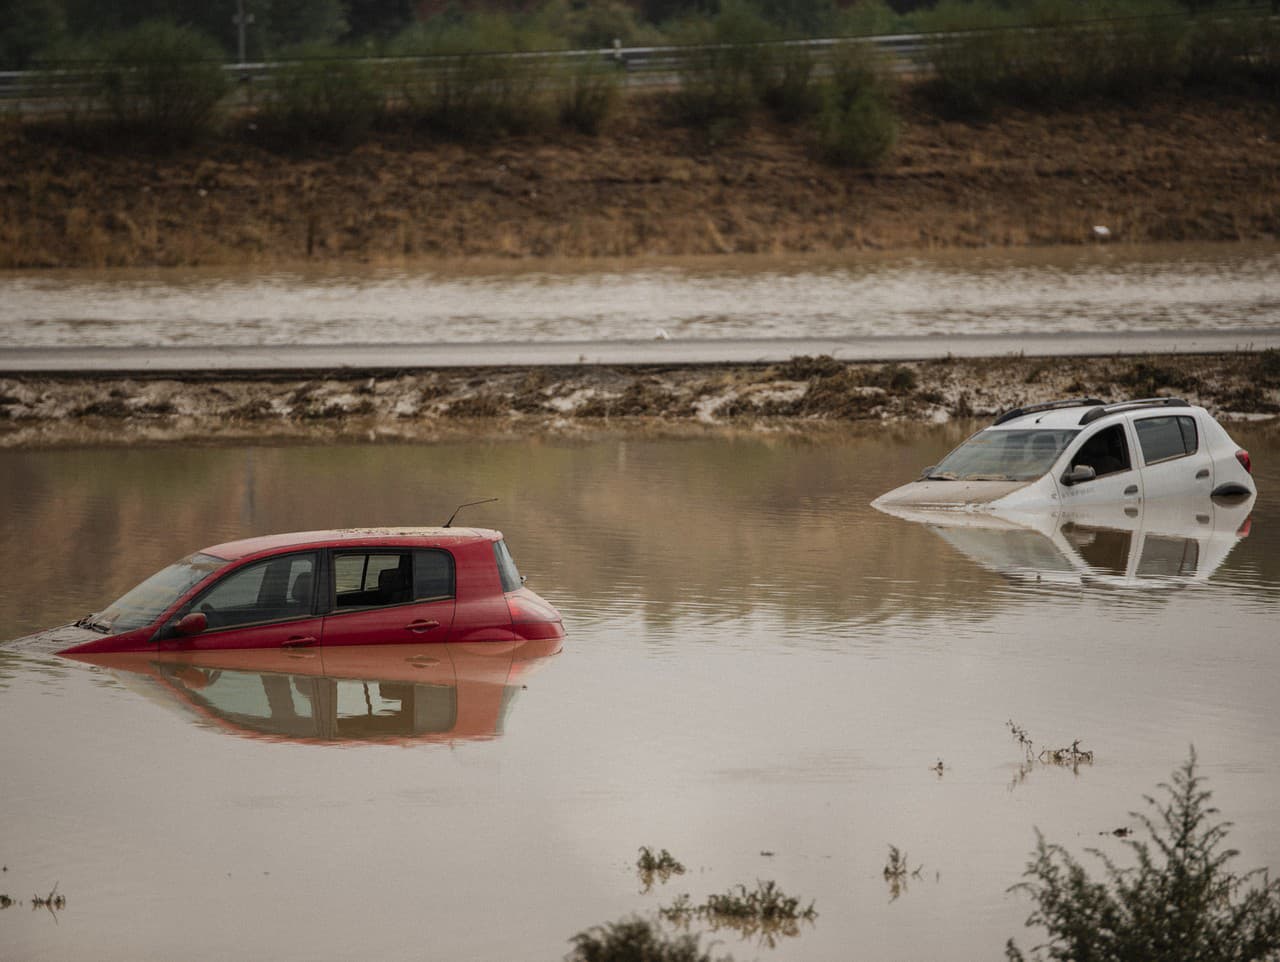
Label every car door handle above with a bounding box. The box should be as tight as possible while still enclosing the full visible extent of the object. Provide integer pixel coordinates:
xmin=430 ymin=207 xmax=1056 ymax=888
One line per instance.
xmin=407 ymin=619 xmax=440 ymax=634
xmin=1124 ymin=485 xmax=1139 ymax=495
xmin=282 ymin=635 xmax=316 ymax=648
xmin=1196 ymin=468 xmax=1210 ymax=479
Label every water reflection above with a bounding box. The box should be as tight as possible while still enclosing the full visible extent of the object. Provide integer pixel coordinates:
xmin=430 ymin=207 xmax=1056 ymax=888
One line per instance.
xmin=65 ymin=640 xmax=560 ymax=746
xmin=878 ymin=495 xmax=1254 ymax=589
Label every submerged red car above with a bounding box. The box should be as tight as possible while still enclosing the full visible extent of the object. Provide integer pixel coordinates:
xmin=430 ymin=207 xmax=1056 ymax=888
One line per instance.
xmin=31 ymin=527 xmax=565 ymax=655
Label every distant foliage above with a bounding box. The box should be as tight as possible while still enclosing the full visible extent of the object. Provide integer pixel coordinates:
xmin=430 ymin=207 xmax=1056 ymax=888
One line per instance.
xmin=667 ymin=0 xmax=777 ymax=131
xmin=257 ymin=44 xmax=382 ymax=144
xmin=87 ymin=21 xmax=229 ymax=144
xmin=556 ymin=59 xmax=621 ymax=134
xmin=1007 ymin=749 xmax=1280 ymax=962
xmin=815 ymin=46 xmax=897 ymax=167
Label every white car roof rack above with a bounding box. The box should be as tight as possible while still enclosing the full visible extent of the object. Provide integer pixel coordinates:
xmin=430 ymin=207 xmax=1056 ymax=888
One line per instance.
xmin=1078 ymin=398 xmax=1190 ymax=425
xmin=992 ymin=397 xmax=1105 ymax=426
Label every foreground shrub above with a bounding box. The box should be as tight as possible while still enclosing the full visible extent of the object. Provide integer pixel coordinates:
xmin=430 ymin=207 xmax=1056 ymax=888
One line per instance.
xmin=1006 ymin=749 xmax=1280 ymax=962
xmin=568 ymin=917 xmax=722 ymax=962
xmin=258 ymin=44 xmax=382 ymax=144
xmin=91 ymin=21 xmax=229 ymax=144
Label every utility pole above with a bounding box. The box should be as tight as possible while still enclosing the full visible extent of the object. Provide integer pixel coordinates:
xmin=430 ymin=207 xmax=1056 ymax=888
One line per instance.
xmin=233 ymin=0 xmax=253 ymax=65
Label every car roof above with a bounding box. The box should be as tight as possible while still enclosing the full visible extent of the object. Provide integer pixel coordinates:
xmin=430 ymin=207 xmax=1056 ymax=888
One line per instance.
xmin=202 ymin=527 xmax=501 ymax=561
xmin=989 ymin=398 xmax=1205 ymax=431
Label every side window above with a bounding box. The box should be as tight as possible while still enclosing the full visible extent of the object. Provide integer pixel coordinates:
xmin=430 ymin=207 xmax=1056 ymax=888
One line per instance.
xmin=1070 ymin=424 xmax=1131 ymax=478
xmin=193 ymin=553 xmax=316 ymax=631
xmin=334 ymin=551 xmax=413 ymax=609
xmin=1135 ymin=416 xmax=1198 ymax=464
xmin=413 ymin=550 xmax=455 ymax=600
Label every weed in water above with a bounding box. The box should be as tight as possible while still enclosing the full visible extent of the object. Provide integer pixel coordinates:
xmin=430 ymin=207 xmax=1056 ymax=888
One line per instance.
xmin=883 ymin=845 xmax=924 ymax=901
xmin=661 ymin=880 xmax=816 ymax=946
xmin=638 ymin=846 xmax=687 ymax=892
xmin=568 ymin=916 xmax=724 ymax=962
xmin=1006 ymin=748 xmax=1280 ymax=962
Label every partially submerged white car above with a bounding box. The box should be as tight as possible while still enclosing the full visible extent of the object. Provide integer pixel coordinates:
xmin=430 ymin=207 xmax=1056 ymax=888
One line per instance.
xmin=873 ymin=398 xmax=1256 ymax=513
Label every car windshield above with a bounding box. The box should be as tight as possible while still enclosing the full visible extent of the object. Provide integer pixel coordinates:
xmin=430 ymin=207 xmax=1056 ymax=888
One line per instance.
xmin=87 ymin=552 xmax=226 ymax=634
xmin=929 ymin=429 xmax=1080 ymax=482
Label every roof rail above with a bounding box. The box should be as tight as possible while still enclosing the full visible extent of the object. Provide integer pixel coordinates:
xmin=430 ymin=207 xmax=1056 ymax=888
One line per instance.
xmin=992 ymin=397 xmax=1105 ymax=426
xmin=1079 ymin=397 xmax=1190 ymax=425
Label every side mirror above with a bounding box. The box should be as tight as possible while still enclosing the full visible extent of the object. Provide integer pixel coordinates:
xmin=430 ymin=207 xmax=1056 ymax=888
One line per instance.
xmin=175 ymin=612 xmax=207 ymax=637
xmin=1062 ymin=464 xmax=1096 ymax=487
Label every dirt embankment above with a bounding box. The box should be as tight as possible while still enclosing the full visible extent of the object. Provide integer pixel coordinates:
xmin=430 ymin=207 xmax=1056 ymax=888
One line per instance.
xmin=3 ymin=94 xmax=1279 ymax=269
xmin=2 ymin=352 xmax=1276 ymax=447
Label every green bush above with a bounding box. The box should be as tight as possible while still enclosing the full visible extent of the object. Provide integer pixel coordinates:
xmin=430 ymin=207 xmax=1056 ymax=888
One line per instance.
xmin=388 ymin=16 xmax=559 ymax=139
xmin=815 ymin=45 xmax=897 ymax=166
xmin=556 ymin=58 xmax=620 ymax=134
xmin=259 ymin=44 xmax=382 ymax=144
xmin=668 ymin=0 xmax=777 ymax=131
xmin=1006 ymin=749 xmax=1280 ymax=962
xmin=91 ymin=21 xmax=229 ymax=143
xmin=918 ymin=0 xmax=1190 ymax=116
xmin=1185 ymin=10 xmax=1280 ymax=94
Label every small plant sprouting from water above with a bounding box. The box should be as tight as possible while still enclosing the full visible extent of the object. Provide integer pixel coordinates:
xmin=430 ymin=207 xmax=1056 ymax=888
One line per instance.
xmin=1006 ymin=748 xmax=1280 ymax=962
xmin=660 ymin=880 xmax=816 ymax=946
xmin=883 ymin=845 xmax=924 ymax=901
xmin=638 ymin=846 xmax=686 ymax=892
xmin=1007 ymin=720 xmax=1094 ymax=789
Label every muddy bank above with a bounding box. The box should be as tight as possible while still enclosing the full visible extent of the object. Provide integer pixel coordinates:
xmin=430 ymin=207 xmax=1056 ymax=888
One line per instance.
xmin=3 ymin=94 xmax=1279 ymax=269
xmin=2 ymin=352 xmax=1276 ymax=447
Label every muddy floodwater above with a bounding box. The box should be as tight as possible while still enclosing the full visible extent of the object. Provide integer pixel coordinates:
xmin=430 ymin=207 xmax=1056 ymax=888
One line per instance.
xmin=2 ymin=242 xmax=1278 ymax=348
xmin=2 ymin=426 xmax=1279 ymax=962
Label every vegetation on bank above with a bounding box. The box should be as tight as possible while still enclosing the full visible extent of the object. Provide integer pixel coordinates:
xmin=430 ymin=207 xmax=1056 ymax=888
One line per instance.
xmin=4 ymin=0 xmax=1277 ymax=166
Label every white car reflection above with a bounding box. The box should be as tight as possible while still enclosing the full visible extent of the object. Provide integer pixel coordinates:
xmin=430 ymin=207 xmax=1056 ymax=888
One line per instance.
xmin=875 ymin=494 xmax=1254 ymax=588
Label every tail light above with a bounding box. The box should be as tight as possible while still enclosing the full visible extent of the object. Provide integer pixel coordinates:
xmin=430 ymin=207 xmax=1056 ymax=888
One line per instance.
xmin=1236 ymin=449 xmax=1252 ymax=474
xmin=506 ymin=592 xmax=561 ymax=625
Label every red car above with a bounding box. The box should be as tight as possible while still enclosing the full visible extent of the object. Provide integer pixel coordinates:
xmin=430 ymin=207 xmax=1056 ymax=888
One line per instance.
xmin=31 ymin=527 xmax=565 ymax=655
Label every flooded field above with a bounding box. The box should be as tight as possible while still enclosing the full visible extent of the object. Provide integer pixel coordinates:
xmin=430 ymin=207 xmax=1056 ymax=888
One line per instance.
xmin=2 ymin=242 xmax=1278 ymax=348
xmin=2 ymin=425 xmax=1278 ymax=961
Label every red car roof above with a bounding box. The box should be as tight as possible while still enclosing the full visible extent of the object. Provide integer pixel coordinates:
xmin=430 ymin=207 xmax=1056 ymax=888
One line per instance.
xmin=202 ymin=527 xmax=501 ymax=561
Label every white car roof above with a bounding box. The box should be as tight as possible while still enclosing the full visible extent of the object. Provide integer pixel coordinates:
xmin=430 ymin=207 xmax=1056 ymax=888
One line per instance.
xmin=989 ymin=400 xmax=1205 ymax=431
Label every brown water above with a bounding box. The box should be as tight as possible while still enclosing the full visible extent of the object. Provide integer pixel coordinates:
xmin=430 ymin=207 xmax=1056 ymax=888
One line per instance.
xmin=3 ymin=242 xmax=1278 ymax=348
xmin=2 ymin=426 xmax=1279 ymax=961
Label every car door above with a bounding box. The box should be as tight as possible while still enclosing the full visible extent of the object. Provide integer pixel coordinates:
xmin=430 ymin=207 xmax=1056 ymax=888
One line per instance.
xmin=155 ymin=551 xmax=323 ymax=651
xmin=320 ymin=548 xmax=456 ymax=647
xmin=1132 ymin=413 xmax=1214 ymax=500
xmin=1053 ymin=421 xmax=1143 ymax=507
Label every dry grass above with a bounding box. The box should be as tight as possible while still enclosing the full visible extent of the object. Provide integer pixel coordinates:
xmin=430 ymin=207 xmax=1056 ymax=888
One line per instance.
xmin=2 ymin=93 xmax=1278 ymax=269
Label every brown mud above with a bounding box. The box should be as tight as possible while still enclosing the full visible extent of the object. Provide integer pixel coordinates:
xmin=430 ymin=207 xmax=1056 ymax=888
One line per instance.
xmin=2 ymin=352 xmax=1276 ymax=448
xmin=3 ymin=93 xmax=1278 ymax=269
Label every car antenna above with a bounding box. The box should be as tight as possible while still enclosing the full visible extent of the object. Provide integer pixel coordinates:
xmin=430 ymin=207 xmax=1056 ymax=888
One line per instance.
xmin=444 ymin=498 xmax=498 ymax=528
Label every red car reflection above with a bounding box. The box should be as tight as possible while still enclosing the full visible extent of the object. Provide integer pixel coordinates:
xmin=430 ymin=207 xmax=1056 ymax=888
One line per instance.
xmin=66 ymin=640 xmax=561 ymax=746
xmin=34 ymin=528 xmax=564 ymax=655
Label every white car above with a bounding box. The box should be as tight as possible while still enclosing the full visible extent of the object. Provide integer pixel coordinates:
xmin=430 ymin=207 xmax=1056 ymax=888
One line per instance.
xmin=876 ymin=493 xmax=1255 ymax=589
xmin=873 ymin=397 xmax=1256 ymax=513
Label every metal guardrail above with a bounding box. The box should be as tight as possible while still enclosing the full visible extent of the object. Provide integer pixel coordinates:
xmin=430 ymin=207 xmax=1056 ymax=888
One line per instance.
xmin=0 ymin=31 xmax=934 ymax=113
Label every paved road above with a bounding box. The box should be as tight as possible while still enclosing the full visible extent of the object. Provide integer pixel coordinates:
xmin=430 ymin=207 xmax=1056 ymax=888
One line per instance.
xmin=2 ymin=330 xmax=1278 ymax=374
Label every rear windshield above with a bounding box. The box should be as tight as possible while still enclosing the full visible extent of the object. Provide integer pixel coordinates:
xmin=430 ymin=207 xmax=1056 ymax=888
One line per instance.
xmin=930 ymin=429 xmax=1080 ymax=482
xmin=493 ymin=541 xmax=523 ymax=593
xmin=93 ymin=552 xmax=225 ymax=633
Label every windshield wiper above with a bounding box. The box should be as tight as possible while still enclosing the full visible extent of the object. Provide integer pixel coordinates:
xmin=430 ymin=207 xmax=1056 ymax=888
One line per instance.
xmin=75 ymin=614 xmax=112 ymax=634
xmin=924 ymin=472 xmax=958 ymax=481
xmin=964 ymin=473 xmax=1018 ymax=481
